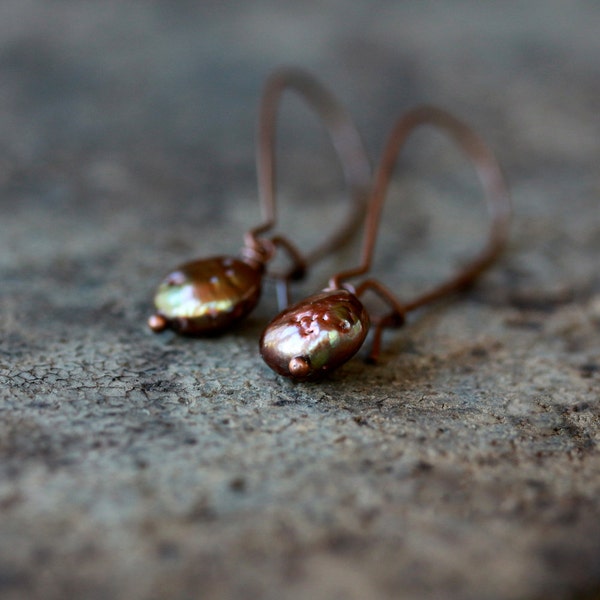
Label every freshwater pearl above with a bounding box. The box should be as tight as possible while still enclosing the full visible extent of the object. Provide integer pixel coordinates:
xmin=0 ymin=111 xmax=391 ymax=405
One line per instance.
xmin=260 ymin=289 xmax=370 ymax=381
xmin=149 ymin=256 xmax=262 ymax=334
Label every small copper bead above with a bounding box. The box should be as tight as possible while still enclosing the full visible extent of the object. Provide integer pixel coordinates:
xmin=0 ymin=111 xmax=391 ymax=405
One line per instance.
xmin=151 ymin=256 xmax=262 ymax=335
xmin=260 ymin=289 xmax=370 ymax=381
xmin=148 ymin=313 xmax=168 ymax=332
xmin=288 ymin=356 xmax=311 ymax=378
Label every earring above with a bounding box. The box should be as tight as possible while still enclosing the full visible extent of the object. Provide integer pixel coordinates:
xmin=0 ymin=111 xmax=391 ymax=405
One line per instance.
xmin=260 ymin=106 xmax=511 ymax=381
xmin=148 ymin=67 xmax=371 ymax=335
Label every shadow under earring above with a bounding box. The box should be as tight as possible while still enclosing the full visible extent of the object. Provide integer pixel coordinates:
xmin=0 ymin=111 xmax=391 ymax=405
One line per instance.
xmin=260 ymin=106 xmax=511 ymax=380
xmin=148 ymin=67 xmax=371 ymax=335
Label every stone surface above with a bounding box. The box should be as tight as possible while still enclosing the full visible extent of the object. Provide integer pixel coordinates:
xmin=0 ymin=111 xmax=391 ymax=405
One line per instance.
xmin=1 ymin=2 xmax=599 ymax=599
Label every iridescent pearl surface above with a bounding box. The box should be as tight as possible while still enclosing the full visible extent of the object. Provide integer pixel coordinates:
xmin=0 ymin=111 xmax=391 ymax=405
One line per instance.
xmin=151 ymin=256 xmax=262 ymax=334
xmin=260 ymin=289 xmax=370 ymax=381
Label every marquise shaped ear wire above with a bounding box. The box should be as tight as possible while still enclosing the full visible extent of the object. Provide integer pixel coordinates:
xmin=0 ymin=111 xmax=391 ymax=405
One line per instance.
xmin=260 ymin=106 xmax=511 ymax=381
xmin=148 ymin=67 xmax=371 ymax=335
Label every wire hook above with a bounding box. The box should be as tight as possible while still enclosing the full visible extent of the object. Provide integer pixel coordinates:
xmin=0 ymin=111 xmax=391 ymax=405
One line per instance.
xmin=260 ymin=106 xmax=511 ymax=380
xmin=148 ymin=67 xmax=371 ymax=335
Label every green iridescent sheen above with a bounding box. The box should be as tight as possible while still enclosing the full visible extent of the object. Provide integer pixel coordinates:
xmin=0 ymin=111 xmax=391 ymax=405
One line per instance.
xmin=153 ymin=256 xmax=262 ymax=334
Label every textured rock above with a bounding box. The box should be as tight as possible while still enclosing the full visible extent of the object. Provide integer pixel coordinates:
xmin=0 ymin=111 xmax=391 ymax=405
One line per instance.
xmin=1 ymin=2 xmax=599 ymax=599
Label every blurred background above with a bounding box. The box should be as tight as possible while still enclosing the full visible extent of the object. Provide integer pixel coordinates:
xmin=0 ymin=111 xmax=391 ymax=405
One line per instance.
xmin=2 ymin=0 xmax=598 ymax=306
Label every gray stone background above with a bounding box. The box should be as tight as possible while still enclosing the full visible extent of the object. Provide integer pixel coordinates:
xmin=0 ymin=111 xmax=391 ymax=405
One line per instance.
xmin=1 ymin=1 xmax=599 ymax=599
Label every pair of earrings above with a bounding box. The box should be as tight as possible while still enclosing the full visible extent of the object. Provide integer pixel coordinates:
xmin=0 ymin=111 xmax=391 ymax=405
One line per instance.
xmin=149 ymin=68 xmax=511 ymax=382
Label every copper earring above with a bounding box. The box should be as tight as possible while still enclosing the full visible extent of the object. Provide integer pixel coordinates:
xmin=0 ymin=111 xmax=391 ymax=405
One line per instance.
xmin=148 ymin=67 xmax=371 ymax=335
xmin=260 ymin=106 xmax=511 ymax=381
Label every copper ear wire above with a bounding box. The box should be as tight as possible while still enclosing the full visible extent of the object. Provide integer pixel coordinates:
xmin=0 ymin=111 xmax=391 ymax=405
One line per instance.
xmin=248 ymin=67 xmax=372 ymax=306
xmin=148 ymin=67 xmax=370 ymax=335
xmin=330 ymin=106 xmax=511 ymax=361
xmin=260 ymin=105 xmax=511 ymax=380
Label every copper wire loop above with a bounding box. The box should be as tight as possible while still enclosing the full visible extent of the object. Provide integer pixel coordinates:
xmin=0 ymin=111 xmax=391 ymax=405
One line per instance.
xmin=330 ymin=105 xmax=511 ymax=313
xmin=247 ymin=67 xmax=371 ymax=286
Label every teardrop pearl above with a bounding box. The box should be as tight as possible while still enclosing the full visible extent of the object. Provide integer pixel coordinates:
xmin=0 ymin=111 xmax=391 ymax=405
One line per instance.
xmin=260 ymin=289 xmax=370 ymax=381
xmin=150 ymin=256 xmax=262 ymax=334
